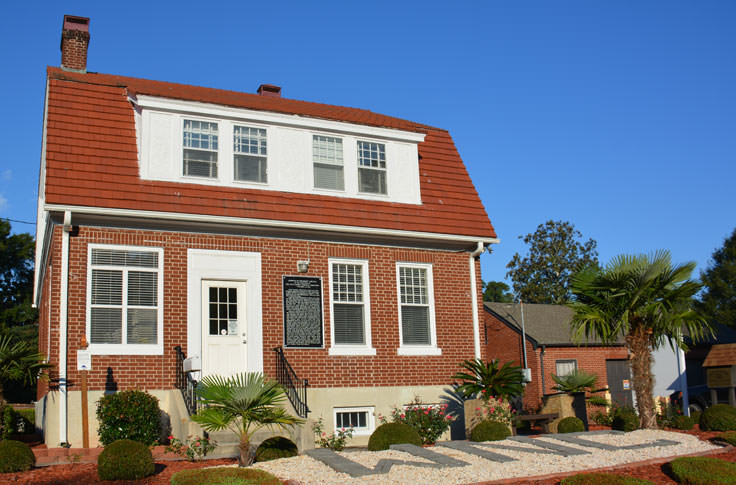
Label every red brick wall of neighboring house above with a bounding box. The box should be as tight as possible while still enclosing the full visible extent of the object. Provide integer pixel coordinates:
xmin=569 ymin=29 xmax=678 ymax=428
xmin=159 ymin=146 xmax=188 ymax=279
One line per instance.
xmin=484 ymin=310 xmax=628 ymax=411
xmin=37 ymin=225 xmax=486 ymax=395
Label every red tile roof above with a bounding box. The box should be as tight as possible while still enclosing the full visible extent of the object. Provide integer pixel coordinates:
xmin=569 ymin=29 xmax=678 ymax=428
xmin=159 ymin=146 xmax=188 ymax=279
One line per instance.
xmin=44 ymin=67 xmax=496 ymax=241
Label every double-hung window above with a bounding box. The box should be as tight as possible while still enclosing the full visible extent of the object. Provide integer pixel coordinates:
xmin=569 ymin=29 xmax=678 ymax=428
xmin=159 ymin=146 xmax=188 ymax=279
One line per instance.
xmin=555 ymin=360 xmax=578 ymax=377
xmin=87 ymin=246 xmax=164 ymax=355
xmin=357 ymin=141 xmax=387 ymax=194
xmin=183 ymin=119 xmax=218 ymax=178
xmin=396 ymin=263 xmax=440 ymax=355
xmin=313 ymin=135 xmax=344 ymax=190
xmin=234 ymin=125 xmax=268 ymax=183
xmin=329 ymin=259 xmax=375 ymax=355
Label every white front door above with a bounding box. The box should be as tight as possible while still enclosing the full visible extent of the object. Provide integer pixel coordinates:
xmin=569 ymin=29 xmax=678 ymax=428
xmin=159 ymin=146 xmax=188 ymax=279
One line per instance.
xmin=201 ymin=280 xmax=248 ymax=379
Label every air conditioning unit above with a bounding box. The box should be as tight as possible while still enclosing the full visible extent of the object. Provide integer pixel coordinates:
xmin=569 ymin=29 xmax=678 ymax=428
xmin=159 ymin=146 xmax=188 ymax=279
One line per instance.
xmin=183 ymin=355 xmax=201 ymax=373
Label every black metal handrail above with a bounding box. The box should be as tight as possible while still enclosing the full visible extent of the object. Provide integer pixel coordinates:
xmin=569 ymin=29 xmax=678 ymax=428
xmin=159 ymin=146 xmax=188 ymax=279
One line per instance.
xmin=174 ymin=346 xmax=198 ymax=415
xmin=273 ymin=346 xmax=309 ymax=418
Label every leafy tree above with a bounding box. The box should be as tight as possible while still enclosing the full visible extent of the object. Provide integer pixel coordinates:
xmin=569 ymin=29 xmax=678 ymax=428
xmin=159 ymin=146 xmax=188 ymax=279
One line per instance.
xmin=506 ymin=220 xmax=599 ymax=304
xmin=697 ymin=227 xmax=736 ymax=328
xmin=0 ymin=220 xmax=37 ymax=330
xmin=0 ymin=334 xmax=51 ymax=403
xmin=568 ymin=251 xmax=711 ymax=429
xmin=191 ymin=372 xmax=303 ymax=466
xmin=452 ymin=359 xmax=524 ymax=399
xmin=482 ymin=280 xmax=514 ymax=302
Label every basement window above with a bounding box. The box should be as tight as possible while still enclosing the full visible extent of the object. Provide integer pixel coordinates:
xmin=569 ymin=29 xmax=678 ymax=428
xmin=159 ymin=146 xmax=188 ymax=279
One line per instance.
xmin=333 ymin=406 xmax=375 ymax=436
xmin=86 ymin=245 xmax=164 ymax=355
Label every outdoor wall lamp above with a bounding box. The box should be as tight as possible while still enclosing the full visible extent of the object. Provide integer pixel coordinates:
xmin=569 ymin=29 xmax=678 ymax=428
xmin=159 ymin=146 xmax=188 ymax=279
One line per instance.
xmin=297 ymin=260 xmax=310 ymax=273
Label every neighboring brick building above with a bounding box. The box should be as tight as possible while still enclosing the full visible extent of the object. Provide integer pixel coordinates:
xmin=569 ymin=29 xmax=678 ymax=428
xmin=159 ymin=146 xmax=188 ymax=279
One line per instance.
xmin=34 ymin=16 xmax=497 ymax=448
xmin=484 ymin=302 xmax=631 ymax=410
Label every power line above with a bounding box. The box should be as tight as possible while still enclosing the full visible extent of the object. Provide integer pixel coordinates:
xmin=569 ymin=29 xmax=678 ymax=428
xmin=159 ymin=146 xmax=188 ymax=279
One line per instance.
xmin=1 ymin=216 xmax=36 ymax=225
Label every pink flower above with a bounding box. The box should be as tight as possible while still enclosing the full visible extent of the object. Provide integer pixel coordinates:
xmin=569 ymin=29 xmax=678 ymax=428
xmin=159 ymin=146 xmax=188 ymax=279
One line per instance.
xmin=475 ymin=407 xmax=481 ymax=411
xmin=168 ymin=435 xmax=173 ymax=440
xmin=400 ymin=414 xmax=405 ymax=419
xmin=424 ymin=409 xmax=430 ymax=415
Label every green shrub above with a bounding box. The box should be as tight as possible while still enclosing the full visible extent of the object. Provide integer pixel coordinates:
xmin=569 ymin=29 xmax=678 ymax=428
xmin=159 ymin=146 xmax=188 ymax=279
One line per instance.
xmin=367 ymin=422 xmax=422 ymax=451
xmin=558 ymin=416 xmax=585 ymax=433
xmin=717 ymin=431 xmax=736 ymax=446
xmin=1 ymin=405 xmax=15 ymax=439
xmin=612 ymin=407 xmax=639 ymax=432
xmin=97 ymin=439 xmax=155 ymax=481
xmin=670 ymin=414 xmax=695 ymax=430
xmin=255 ymin=436 xmax=298 ymax=462
xmin=96 ymin=390 xmax=161 ymax=445
xmin=470 ymin=420 xmax=510 ymax=442
xmin=699 ymin=404 xmax=736 ymax=432
xmin=0 ymin=439 xmax=36 ymax=473
xmin=15 ymin=409 xmax=35 ymax=433
xmin=384 ymin=397 xmax=453 ymax=445
xmin=667 ymin=456 xmax=736 ymax=485
xmin=561 ymin=472 xmax=654 ymax=484
xmin=690 ymin=410 xmax=701 ymax=424
xmin=171 ymin=467 xmax=282 ymax=485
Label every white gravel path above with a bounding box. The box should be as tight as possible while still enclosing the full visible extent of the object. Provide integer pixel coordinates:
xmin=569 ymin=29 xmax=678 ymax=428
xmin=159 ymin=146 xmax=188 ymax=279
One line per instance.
xmin=250 ymin=430 xmax=720 ymax=485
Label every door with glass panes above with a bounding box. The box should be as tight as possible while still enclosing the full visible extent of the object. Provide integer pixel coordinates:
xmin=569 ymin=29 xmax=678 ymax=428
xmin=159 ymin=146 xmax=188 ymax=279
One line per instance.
xmin=201 ymin=280 xmax=247 ymax=378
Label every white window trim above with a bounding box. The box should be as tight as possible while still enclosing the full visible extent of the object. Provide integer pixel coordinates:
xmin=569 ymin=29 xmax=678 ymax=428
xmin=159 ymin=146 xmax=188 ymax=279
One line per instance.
xmin=312 ymin=133 xmax=345 ymax=192
xmin=555 ymin=359 xmax=578 ymax=377
xmin=356 ymin=139 xmax=389 ymax=196
xmin=328 ymin=258 xmax=376 ymax=356
xmin=232 ymin=122 xmax=269 ymax=185
xmin=181 ymin=116 xmax=222 ymax=182
xmin=333 ymin=406 xmax=375 ymax=436
xmin=396 ymin=262 xmax=441 ymax=356
xmin=86 ymin=244 xmax=164 ymax=355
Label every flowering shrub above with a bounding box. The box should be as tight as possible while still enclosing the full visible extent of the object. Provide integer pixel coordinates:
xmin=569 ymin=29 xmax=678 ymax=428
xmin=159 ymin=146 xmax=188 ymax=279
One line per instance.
xmin=474 ymin=393 xmax=515 ymax=426
xmin=165 ymin=435 xmax=217 ymax=461
xmin=655 ymin=396 xmax=683 ymax=428
xmin=379 ymin=397 xmax=454 ymax=445
xmin=312 ymin=417 xmax=354 ymax=451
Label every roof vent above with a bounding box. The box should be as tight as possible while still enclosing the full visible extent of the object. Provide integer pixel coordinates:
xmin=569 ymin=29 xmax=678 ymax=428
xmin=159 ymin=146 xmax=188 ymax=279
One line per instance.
xmin=257 ymin=84 xmax=282 ymax=98
xmin=60 ymin=15 xmax=91 ymax=72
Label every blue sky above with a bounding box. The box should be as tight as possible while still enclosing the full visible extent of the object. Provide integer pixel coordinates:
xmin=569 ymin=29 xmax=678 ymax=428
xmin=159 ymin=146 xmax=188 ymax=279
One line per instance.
xmin=2 ymin=1 xmax=735 ymax=286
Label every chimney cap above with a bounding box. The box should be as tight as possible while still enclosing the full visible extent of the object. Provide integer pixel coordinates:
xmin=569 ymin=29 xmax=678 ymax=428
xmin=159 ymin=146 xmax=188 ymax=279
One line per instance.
xmin=257 ymin=84 xmax=282 ymax=98
xmin=62 ymin=15 xmax=90 ymax=33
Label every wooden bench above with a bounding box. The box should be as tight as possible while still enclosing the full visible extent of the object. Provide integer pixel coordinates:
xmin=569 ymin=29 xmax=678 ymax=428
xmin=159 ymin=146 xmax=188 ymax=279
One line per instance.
xmin=513 ymin=413 xmax=559 ymax=434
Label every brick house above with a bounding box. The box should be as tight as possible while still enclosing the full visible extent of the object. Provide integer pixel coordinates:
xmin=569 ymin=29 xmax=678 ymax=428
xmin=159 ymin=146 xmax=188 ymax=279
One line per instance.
xmin=33 ymin=16 xmax=498 ymax=448
xmin=484 ymin=302 xmax=631 ymax=410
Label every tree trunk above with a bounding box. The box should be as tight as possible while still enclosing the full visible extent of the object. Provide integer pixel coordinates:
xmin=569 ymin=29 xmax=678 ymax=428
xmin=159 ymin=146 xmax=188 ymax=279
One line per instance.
xmin=627 ymin=326 xmax=657 ymax=429
xmin=238 ymin=432 xmax=253 ymax=466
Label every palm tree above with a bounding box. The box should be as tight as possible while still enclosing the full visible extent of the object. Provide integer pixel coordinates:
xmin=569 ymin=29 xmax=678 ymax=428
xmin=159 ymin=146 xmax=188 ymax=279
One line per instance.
xmin=452 ymin=358 xmax=524 ymax=399
xmin=0 ymin=334 xmax=51 ymax=403
xmin=568 ymin=251 xmax=711 ymax=429
xmin=551 ymin=369 xmax=600 ymax=394
xmin=191 ymin=372 xmax=303 ymax=466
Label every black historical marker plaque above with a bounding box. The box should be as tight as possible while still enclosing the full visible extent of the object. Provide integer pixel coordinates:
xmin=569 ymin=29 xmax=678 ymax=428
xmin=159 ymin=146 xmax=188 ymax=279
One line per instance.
xmin=283 ymin=276 xmax=323 ymax=348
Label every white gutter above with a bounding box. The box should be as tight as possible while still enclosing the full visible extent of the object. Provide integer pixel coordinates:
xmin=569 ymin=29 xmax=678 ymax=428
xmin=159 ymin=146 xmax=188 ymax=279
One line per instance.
xmin=44 ymin=204 xmax=500 ymax=246
xmin=469 ymin=242 xmax=485 ymax=359
xmin=58 ymin=211 xmax=72 ymax=446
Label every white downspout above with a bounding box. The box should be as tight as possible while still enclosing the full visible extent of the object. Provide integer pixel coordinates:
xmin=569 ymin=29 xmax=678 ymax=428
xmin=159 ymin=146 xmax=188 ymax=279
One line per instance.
xmin=59 ymin=211 xmax=72 ymax=446
xmin=469 ymin=242 xmax=485 ymax=359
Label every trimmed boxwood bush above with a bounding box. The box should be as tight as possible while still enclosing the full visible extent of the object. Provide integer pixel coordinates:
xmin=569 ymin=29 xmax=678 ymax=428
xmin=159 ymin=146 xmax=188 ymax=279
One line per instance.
xmin=558 ymin=416 xmax=585 ymax=433
xmin=699 ymin=404 xmax=736 ymax=432
xmin=666 ymin=456 xmax=736 ymax=485
xmin=670 ymin=414 xmax=695 ymax=430
xmin=367 ymin=422 xmax=422 ymax=451
xmin=171 ymin=467 xmax=282 ymax=485
xmin=690 ymin=410 xmax=701 ymax=424
xmin=0 ymin=439 xmax=36 ymax=473
xmin=717 ymin=431 xmax=736 ymax=446
xmin=612 ymin=408 xmax=639 ymax=432
xmin=96 ymin=390 xmax=161 ymax=445
xmin=97 ymin=439 xmax=155 ymax=481
xmin=470 ymin=420 xmax=510 ymax=442
xmin=561 ymin=472 xmax=654 ymax=484
xmin=255 ymin=436 xmax=298 ymax=462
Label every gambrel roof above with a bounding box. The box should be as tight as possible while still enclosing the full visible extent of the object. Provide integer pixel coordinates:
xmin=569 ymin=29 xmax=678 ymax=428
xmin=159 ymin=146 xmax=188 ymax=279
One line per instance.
xmin=43 ymin=67 xmax=496 ymax=243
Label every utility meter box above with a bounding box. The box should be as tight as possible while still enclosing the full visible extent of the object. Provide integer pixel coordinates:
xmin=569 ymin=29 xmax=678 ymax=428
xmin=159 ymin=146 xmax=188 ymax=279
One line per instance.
xmin=522 ymin=368 xmax=532 ymax=383
xmin=183 ymin=355 xmax=201 ymax=373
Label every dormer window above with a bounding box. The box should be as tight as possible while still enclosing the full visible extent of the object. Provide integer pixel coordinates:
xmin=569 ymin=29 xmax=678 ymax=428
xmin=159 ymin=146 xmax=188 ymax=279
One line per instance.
xmin=234 ymin=125 xmax=268 ymax=183
xmin=183 ymin=120 xmax=218 ymax=178
xmin=313 ymin=135 xmax=344 ymax=191
xmin=357 ymin=141 xmax=387 ymax=195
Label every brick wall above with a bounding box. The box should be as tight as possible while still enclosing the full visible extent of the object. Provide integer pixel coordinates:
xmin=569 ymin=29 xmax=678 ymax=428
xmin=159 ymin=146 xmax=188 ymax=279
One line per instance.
xmin=38 ymin=225 xmax=485 ymax=395
xmin=484 ymin=309 xmax=628 ymax=410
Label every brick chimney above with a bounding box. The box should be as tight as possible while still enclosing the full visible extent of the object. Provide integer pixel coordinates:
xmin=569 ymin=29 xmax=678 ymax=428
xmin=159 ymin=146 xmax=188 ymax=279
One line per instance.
xmin=60 ymin=15 xmax=90 ymax=72
xmin=257 ymin=84 xmax=282 ymax=98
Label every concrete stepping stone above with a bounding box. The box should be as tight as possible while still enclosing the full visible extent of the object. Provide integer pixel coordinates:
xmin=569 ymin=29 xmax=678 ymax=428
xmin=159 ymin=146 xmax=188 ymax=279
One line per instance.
xmin=389 ymin=443 xmax=469 ymax=467
xmin=304 ymin=447 xmax=453 ymax=477
xmin=509 ymin=436 xmax=590 ymax=456
xmin=437 ymin=440 xmax=518 ymax=462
